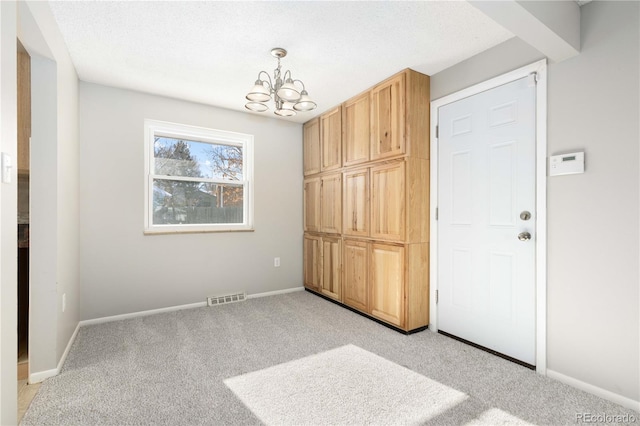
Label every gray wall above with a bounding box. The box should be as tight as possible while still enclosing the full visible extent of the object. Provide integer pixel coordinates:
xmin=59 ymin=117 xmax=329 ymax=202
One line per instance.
xmin=0 ymin=2 xmax=18 ymax=422
xmin=431 ymin=1 xmax=639 ymax=402
xmin=19 ymin=0 xmax=81 ymax=380
xmin=29 ymin=55 xmax=59 ymax=375
xmin=79 ymin=83 xmax=303 ymax=320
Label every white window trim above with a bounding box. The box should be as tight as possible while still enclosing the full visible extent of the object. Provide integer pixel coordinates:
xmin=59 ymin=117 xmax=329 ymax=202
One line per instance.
xmin=144 ymin=119 xmax=254 ymax=234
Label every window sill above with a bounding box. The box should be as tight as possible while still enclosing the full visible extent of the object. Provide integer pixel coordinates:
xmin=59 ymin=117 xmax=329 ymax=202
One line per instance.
xmin=144 ymin=227 xmax=255 ymax=235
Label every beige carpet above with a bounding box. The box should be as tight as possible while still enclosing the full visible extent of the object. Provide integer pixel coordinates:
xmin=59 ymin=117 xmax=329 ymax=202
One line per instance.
xmin=225 ymin=344 xmax=532 ymax=425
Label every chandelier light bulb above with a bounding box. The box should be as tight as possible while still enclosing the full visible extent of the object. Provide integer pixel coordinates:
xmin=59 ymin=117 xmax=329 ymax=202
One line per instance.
xmin=246 ymin=80 xmax=271 ymax=102
xmin=294 ymin=90 xmax=317 ymax=112
xmin=277 ymin=79 xmax=301 ymax=102
xmin=245 ymin=102 xmax=268 ymax=112
xmin=275 ymin=102 xmax=296 ymax=117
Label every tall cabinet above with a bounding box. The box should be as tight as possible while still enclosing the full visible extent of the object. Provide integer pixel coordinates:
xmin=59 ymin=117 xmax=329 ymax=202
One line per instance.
xmin=303 ymin=69 xmax=430 ymax=333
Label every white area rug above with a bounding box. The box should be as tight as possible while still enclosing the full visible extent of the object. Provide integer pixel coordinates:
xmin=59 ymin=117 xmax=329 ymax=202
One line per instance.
xmin=224 ymin=344 xmax=468 ymax=425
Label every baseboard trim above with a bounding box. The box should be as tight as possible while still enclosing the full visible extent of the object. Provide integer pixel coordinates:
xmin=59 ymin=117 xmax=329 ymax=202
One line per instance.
xmin=547 ymin=369 xmax=640 ymax=412
xmin=29 ymin=368 xmax=57 ymax=384
xmin=29 ymin=322 xmax=81 ymax=384
xmin=79 ymin=287 xmax=305 ymax=326
xmin=57 ymin=322 xmax=81 ymax=372
xmin=246 ymin=286 xmax=304 ymax=299
xmin=79 ymin=301 xmax=208 ymax=326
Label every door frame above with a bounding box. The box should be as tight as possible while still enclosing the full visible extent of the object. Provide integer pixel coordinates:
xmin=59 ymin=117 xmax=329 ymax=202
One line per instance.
xmin=429 ymin=59 xmax=548 ymax=374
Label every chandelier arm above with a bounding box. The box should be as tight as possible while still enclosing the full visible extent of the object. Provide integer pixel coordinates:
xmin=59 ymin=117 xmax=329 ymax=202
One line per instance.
xmin=292 ymin=79 xmax=306 ymax=91
xmin=257 ymin=71 xmax=273 ymax=92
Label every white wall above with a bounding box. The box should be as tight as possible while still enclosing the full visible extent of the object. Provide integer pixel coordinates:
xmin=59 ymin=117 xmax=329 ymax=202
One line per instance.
xmin=0 ymin=2 xmax=18 ymax=423
xmin=431 ymin=1 xmax=639 ymax=405
xmin=79 ymin=83 xmax=303 ymax=320
xmin=17 ymin=0 xmax=80 ymax=384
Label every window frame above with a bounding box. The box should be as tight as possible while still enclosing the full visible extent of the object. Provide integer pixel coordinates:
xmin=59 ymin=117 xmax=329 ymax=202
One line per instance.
xmin=144 ymin=119 xmax=254 ymax=234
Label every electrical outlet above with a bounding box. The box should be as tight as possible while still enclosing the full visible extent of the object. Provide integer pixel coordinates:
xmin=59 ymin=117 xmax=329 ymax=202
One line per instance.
xmin=274 ymin=257 xmax=280 ymax=267
xmin=62 ymin=293 xmax=66 ymax=313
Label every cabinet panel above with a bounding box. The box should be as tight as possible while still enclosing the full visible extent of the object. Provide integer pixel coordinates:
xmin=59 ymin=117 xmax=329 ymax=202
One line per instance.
xmin=371 ymin=162 xmax=405 ymax=241
xmin=343 ymin=92 xmax=370 ymax=166
xmin=304 ymin=177 xmax=321 ymax=232
xmin=343 ymin=240 xmax=369 ymax=312
xmin=371 ymin=73 xmax=405 ymax=160
xmin=370 ymin=243 xmax=405 ymax=327
xmin=320 ymin=174 xmax=342 ymax=234
xmin=303 ymin=235 xmax=322 ymax=290
xmin=321 ymin=107 xmax=342 ymax=171
xmin=18 ymin=50 xmax=30 ymax=174
xmin=303 ymin=118 xmax=321 ymax=176
xmin=321 ymin=237 xmax=342 ymax=301
xmin=343 ymin=169 xmax=369 ymax=237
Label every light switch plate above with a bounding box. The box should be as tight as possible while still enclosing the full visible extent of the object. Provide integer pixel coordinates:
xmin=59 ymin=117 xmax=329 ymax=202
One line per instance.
xmin=1 ymin=153 xmax=12 ymax=183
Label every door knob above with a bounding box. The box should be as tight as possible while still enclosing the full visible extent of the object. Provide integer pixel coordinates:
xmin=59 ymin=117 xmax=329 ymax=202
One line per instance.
xmin=518 ymin=232 xmax=531 ymax=241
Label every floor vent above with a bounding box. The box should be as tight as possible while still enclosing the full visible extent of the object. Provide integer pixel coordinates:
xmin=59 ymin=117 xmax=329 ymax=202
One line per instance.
xmin=207 ymin=292 xmax=246 ymax=307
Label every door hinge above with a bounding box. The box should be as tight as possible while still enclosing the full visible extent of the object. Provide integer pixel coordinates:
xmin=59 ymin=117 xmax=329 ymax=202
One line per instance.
xmin=435 ymin=290 xmax=439 ymax=304
xmin=435 ymin=125 xmax=439 ymax=139
xmin=435 ymin=207 xmax=438 ymax=220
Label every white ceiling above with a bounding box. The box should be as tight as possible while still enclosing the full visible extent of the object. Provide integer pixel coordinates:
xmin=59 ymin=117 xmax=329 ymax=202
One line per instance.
xmin=48 ymin=1 xmax=514 ymax=123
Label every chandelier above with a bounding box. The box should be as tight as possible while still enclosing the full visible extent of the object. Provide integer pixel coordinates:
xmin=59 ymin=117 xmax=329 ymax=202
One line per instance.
xmin=245 ymin=48 xmax=317 ymax=117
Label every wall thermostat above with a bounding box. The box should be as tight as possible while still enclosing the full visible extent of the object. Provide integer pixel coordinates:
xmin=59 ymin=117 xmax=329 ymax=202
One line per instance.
xmin=549 ymin=152 xmax=584 ymax=176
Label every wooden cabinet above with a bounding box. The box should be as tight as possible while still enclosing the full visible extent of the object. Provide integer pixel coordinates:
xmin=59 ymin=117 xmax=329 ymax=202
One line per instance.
xmin=320 ymin=173 xmax=342 ymax=234
xmin=320 ymin=237 xmax=341 ymax=301
xmin=303 ymin=118 xmax=321 ymax=176
xmin=303 ymin=68 xmax=430 ymax=333
xmin=304 ymin=177 xmax=321 ymax=232
xmin=343 ymin=239 xmax=369 ymax=312
xmin=343 ymin=168 xmax=369 ymax=237
xmin=305 ymin=173 xmax=341 ymax=234
xmin=18 ymin=48 xmax=30 ymax=174
xmin=321 ymin=107 xmax=342 ymax=172
xmin=303 ymin=235 xmax=322 ymax=290
xmin=304 ymin=234 xmax=342 ymax=302
xmin=371 ymin=73 xmax=405 ymax=160
xmin=343 ymin=92 xmax=370 ymax=166
xmin=369 ymin=158 xmax=429 ymax=244
xmin=370 ymin=243 xmax=405 ymax=327
xmin=371 ymin=161 xmax=405 ymax=241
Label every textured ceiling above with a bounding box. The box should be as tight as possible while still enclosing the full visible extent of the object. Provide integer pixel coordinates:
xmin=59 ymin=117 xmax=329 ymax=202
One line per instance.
xmin=48 ymin=1 xmax=514 ymax=123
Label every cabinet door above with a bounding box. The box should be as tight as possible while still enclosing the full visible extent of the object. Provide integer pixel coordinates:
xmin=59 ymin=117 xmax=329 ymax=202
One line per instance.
xmin=343 ymin=92 xmax=370 ymax=166
xmin=343 ymin=168 xmax=369 ymax=237
xmin=321 ymin=107 xmax=342 ymax=171
xmin=343 ymin=239 xmax=369 ymax=312
xmin=371 ymin=161 xmax=405 ymax=241
xmin=321 ymin=237 xmax=342 ymax=301
xmin=18 ymin=50 xmax=30 ymax=174
xmin=303 ymin=118 xmax=321 ymax=176
xmin=320 ymin=173 xmax=342 ymax=234
xmin=371 ymin=73 xmax=405 ymax=160
xmin=303 ymin=235 xmax=322 ymax=290
xmin=370 ymin=243 xmax=405 ymax=327
xmin=304 ymin=177 xmax=321 ymax=232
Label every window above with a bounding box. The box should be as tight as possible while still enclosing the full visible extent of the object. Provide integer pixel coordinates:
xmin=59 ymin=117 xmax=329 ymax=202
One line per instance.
xmin=144 ymin=119 xmax=254 ymax=233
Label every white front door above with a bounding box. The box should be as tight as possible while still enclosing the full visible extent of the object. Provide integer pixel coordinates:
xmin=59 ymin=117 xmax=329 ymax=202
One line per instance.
xmin=437 ymin=76 xmax=536 ymax=365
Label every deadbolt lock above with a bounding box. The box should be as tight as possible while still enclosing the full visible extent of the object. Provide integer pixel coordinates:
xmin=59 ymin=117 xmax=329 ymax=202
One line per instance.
xmin=520 ymin=211 xmax=531 ymax=221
